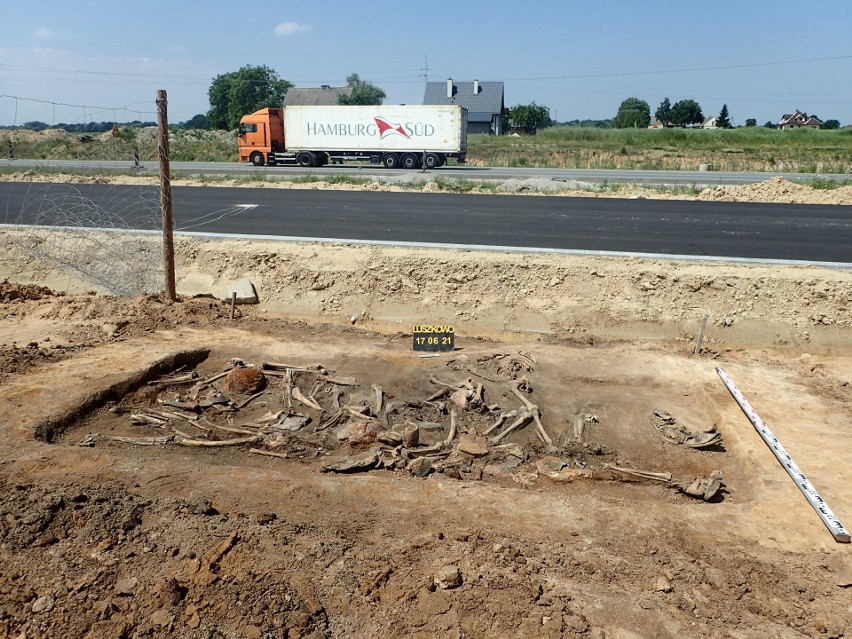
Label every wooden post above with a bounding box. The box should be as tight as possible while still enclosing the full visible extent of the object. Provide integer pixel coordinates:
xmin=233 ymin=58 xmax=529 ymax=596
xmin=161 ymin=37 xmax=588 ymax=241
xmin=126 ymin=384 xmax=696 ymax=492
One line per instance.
xmin=156 ymin=90 xmax=177 ymax=301
xmin=694 ymin=314 xmax=708 ymax=355
xmin=230 ymin=292 xmax=237 ymax=320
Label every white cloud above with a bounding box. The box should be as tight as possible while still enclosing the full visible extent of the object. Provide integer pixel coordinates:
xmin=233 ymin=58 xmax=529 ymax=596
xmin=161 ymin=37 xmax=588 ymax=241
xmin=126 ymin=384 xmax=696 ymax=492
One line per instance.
xmin=274 ymin=22 xmax=311 ymax=37
xmin=33 ymin=27 xmax=72 ymax=41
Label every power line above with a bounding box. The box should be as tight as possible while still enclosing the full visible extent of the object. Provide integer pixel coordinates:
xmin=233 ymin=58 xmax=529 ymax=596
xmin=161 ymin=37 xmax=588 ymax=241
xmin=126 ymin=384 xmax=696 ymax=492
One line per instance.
xmin=3 ymin=51 xmax=849 ymax=88
xmin=0 ymin=62 xmax=210 ymax=83
xmin=501 ymin=54 xmax=852 ymax=83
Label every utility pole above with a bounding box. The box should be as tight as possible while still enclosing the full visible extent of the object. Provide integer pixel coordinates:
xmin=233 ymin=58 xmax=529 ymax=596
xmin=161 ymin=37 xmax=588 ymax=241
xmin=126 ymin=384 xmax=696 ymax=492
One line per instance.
xmin=156 ymin=89 xmax=177 ymax=301
xmin=419 ymin=54 xmax=429 ymax=94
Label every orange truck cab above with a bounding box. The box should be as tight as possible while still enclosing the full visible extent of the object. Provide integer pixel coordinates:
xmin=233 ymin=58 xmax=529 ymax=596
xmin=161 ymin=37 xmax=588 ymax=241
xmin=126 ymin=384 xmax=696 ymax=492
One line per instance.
xmin=238 ymin=104 xmax=467 ymax=168
xmin=238 ymin=108 xmax=284 ymax=166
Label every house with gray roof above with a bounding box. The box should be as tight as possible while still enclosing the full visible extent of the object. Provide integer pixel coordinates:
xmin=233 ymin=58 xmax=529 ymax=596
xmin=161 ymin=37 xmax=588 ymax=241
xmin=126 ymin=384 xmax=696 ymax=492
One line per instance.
xmin=778 ymin=110 xmax=823 ymax=130
xmin=284 ymin=85 xmax=353 ymax=107
xmin=423 ymin=79 xmax=505 ymax=135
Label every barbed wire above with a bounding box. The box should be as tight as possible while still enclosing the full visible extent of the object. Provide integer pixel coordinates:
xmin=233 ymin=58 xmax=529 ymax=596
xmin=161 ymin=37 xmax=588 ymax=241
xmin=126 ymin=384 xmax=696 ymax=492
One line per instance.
xmin=0 ymin=93 xmax=158 ymax=127
xmin=8 ymin=182 xmax=165 ymax=296
xmin=175 ymin=205 xmax=256 ymax=232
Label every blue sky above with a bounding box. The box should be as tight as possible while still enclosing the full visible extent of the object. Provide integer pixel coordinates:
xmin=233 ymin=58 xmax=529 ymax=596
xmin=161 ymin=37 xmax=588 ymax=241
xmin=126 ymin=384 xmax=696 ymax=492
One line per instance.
xmin=2 ymin=1 xmax=851 ymax=127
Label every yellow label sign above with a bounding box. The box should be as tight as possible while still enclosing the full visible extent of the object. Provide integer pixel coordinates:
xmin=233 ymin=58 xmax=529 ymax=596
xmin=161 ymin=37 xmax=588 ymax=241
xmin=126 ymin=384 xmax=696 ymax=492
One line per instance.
xmin=413 ymin=325 xmax=455 ymax=352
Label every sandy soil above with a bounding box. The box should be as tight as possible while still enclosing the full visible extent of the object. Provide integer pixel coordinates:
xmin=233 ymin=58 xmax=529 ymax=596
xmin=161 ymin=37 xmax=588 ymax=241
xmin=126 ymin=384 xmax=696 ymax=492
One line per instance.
xmin=0 ymin=174 xmax=850 ymax=638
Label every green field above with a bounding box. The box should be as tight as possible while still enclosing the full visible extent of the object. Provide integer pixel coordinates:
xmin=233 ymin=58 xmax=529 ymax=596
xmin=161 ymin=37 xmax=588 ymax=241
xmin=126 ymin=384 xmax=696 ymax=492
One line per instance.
xmin=467 ymin=126 xmax=852 ymax=173
xmin=3 ymin=125 xmax=852 ymax=174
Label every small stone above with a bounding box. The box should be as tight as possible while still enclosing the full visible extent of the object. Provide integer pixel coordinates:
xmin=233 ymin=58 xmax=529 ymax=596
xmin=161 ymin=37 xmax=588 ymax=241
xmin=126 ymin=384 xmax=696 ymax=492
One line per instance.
xmin=377 ymin=431 xmax=403 ymax=446
xmin=339 ymin=421 xmax=376 ymax=446
xmin=114 ymin=576 xmax=139 ymax=596
xmin=654 ymin=575 xmax=672 ymax=592
xmin=321 ymin=450 xmax=379 ymax=473
xmin=829 ymin=557 xmax=852 ymax=587
xmin=461 ymin=465 xmax=483 ymax=481
xmin=244 ymin=625 xmax=262 ymax=639
xmin=433 ymin=565 xmax=462 ymax=590
xmin=564 ymin=615 xmax=589 ymax=634
xmin=536 ymin=456 xmax=567 ymax=473
xmin=502 ymin=443 xmax=526 ymax=459
xmin=189 ymin=496 xmax=216 ymax=516
xmin=186 ymin=611 xmax=201 ymax=629
xmin=256 ymin=512 xmax=277 ymax=525
xmin=483 ymin=457 xmax=523 ymax=476
xmin=31 ymin=594 xmax=54 ymax=613
xmin=150 ymin=608 xmax=174 ymax=627
xmin=457 ymin=434 xmax=489 ymax=456
xmin=407 ymin=457 xmax=432 ymax=477
xmin=218 ymin=277 xmax=258 ymax=304
xmin=225 ymin=367 xmax=267 ymax=394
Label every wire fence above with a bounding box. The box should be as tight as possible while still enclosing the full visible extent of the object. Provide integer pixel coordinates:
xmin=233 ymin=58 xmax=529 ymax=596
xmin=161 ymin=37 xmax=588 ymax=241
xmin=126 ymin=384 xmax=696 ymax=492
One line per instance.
xmin=1 ymin=93 xmax=170 ymax=297
xmin=4 ymin=182 xmax=165 ymax=296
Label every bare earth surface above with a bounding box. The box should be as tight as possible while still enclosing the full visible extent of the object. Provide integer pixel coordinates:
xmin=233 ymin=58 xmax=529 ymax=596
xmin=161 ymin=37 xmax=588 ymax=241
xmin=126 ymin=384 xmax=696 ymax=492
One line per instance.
xmin=0 ymin=174 xmax=850 ymax=639
xmin=4 ymin=169 xmax=852 ymax=203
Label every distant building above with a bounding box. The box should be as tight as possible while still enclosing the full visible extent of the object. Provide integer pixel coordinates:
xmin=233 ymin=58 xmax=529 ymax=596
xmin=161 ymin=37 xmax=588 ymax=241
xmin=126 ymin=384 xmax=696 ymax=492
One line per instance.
xmin=423 ymin=79 xmax=505 ymax=135
xmin=700 ymin=116 xmax=718 ymax=130
xmin=648 ymin=117 xmax=665 ymax=129
xmin=284 ymin=86 xmax=353 ymax=106
xmin=777 ymin=110 xmax=823 ymax=130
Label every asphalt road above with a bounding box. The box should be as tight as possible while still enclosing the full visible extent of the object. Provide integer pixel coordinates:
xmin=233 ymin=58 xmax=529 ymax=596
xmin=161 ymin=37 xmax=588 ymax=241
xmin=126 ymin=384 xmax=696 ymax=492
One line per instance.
xmin=4 ymin=158 xmax=849 ymax=186
xmin=2 ymin=182 xmax=850 ymax=264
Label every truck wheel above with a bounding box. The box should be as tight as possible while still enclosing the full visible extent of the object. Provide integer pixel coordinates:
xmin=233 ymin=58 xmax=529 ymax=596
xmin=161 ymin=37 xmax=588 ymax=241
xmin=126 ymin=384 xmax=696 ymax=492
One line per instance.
xmin=381 ymin=153 xmax=400 ymax=169
xmin=297 ymin=151 xmax=315 ymax=168
xmin=250 ymin=152 xmax=265 ymax=167
xmin=424 ymin=153 xmax=444 ymax=169
xmin=400 ymin=153 xmax=421 ymax=169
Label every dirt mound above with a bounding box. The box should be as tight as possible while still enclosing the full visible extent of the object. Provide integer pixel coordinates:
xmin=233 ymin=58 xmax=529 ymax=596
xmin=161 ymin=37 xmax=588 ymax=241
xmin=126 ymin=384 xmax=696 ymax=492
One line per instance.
xmin=2 ymin=229 xmax=850 ymax=353
xmin=2 ymin=129 xmax=76 ymax=145
xmin=171 ymin=237 xmax=852 ymax=349
xmin=0 ymin=279 xmax=60 ymax=303
xmin=697 ymin=176 xmax=852 ymax=204
xmin=0 ymin=342 xmax=69 ymax=378
xmin=0 ymin=286 xmax=235 ymax=382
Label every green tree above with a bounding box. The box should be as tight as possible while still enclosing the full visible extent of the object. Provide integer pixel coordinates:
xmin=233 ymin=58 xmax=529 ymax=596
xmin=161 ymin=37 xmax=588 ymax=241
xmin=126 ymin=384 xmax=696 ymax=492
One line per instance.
xmin=820 ymin=119 xmax=840 ymax=130
xmin=763 ymin=120 xmax=776 ymax=128
xmin=670 ymin=99 xmax=703 ymax=127
xmin=179 ymin=114 xmax=210 ymax=130
xmin=745 ymin=118 xmax=757 ymax=127
xmin=207 ymin=65 xmax=293 ymax=130
xmin=509 ymin=102 xmax=552 ymax=133
xmin=337 ymin=73 xmax=386 ymax=106
xmin=613 ymin=97 xmax=651 ymax=128
xmin=717 ymin=104 xmax=732 ymax=129
xmin=655 ymin=98 xmax=672 ymax=127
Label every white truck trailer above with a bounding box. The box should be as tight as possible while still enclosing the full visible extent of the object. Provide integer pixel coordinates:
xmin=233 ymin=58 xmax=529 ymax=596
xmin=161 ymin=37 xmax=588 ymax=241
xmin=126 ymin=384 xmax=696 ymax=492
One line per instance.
xmin=238 ymin=104 xmax=468 ymax=169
